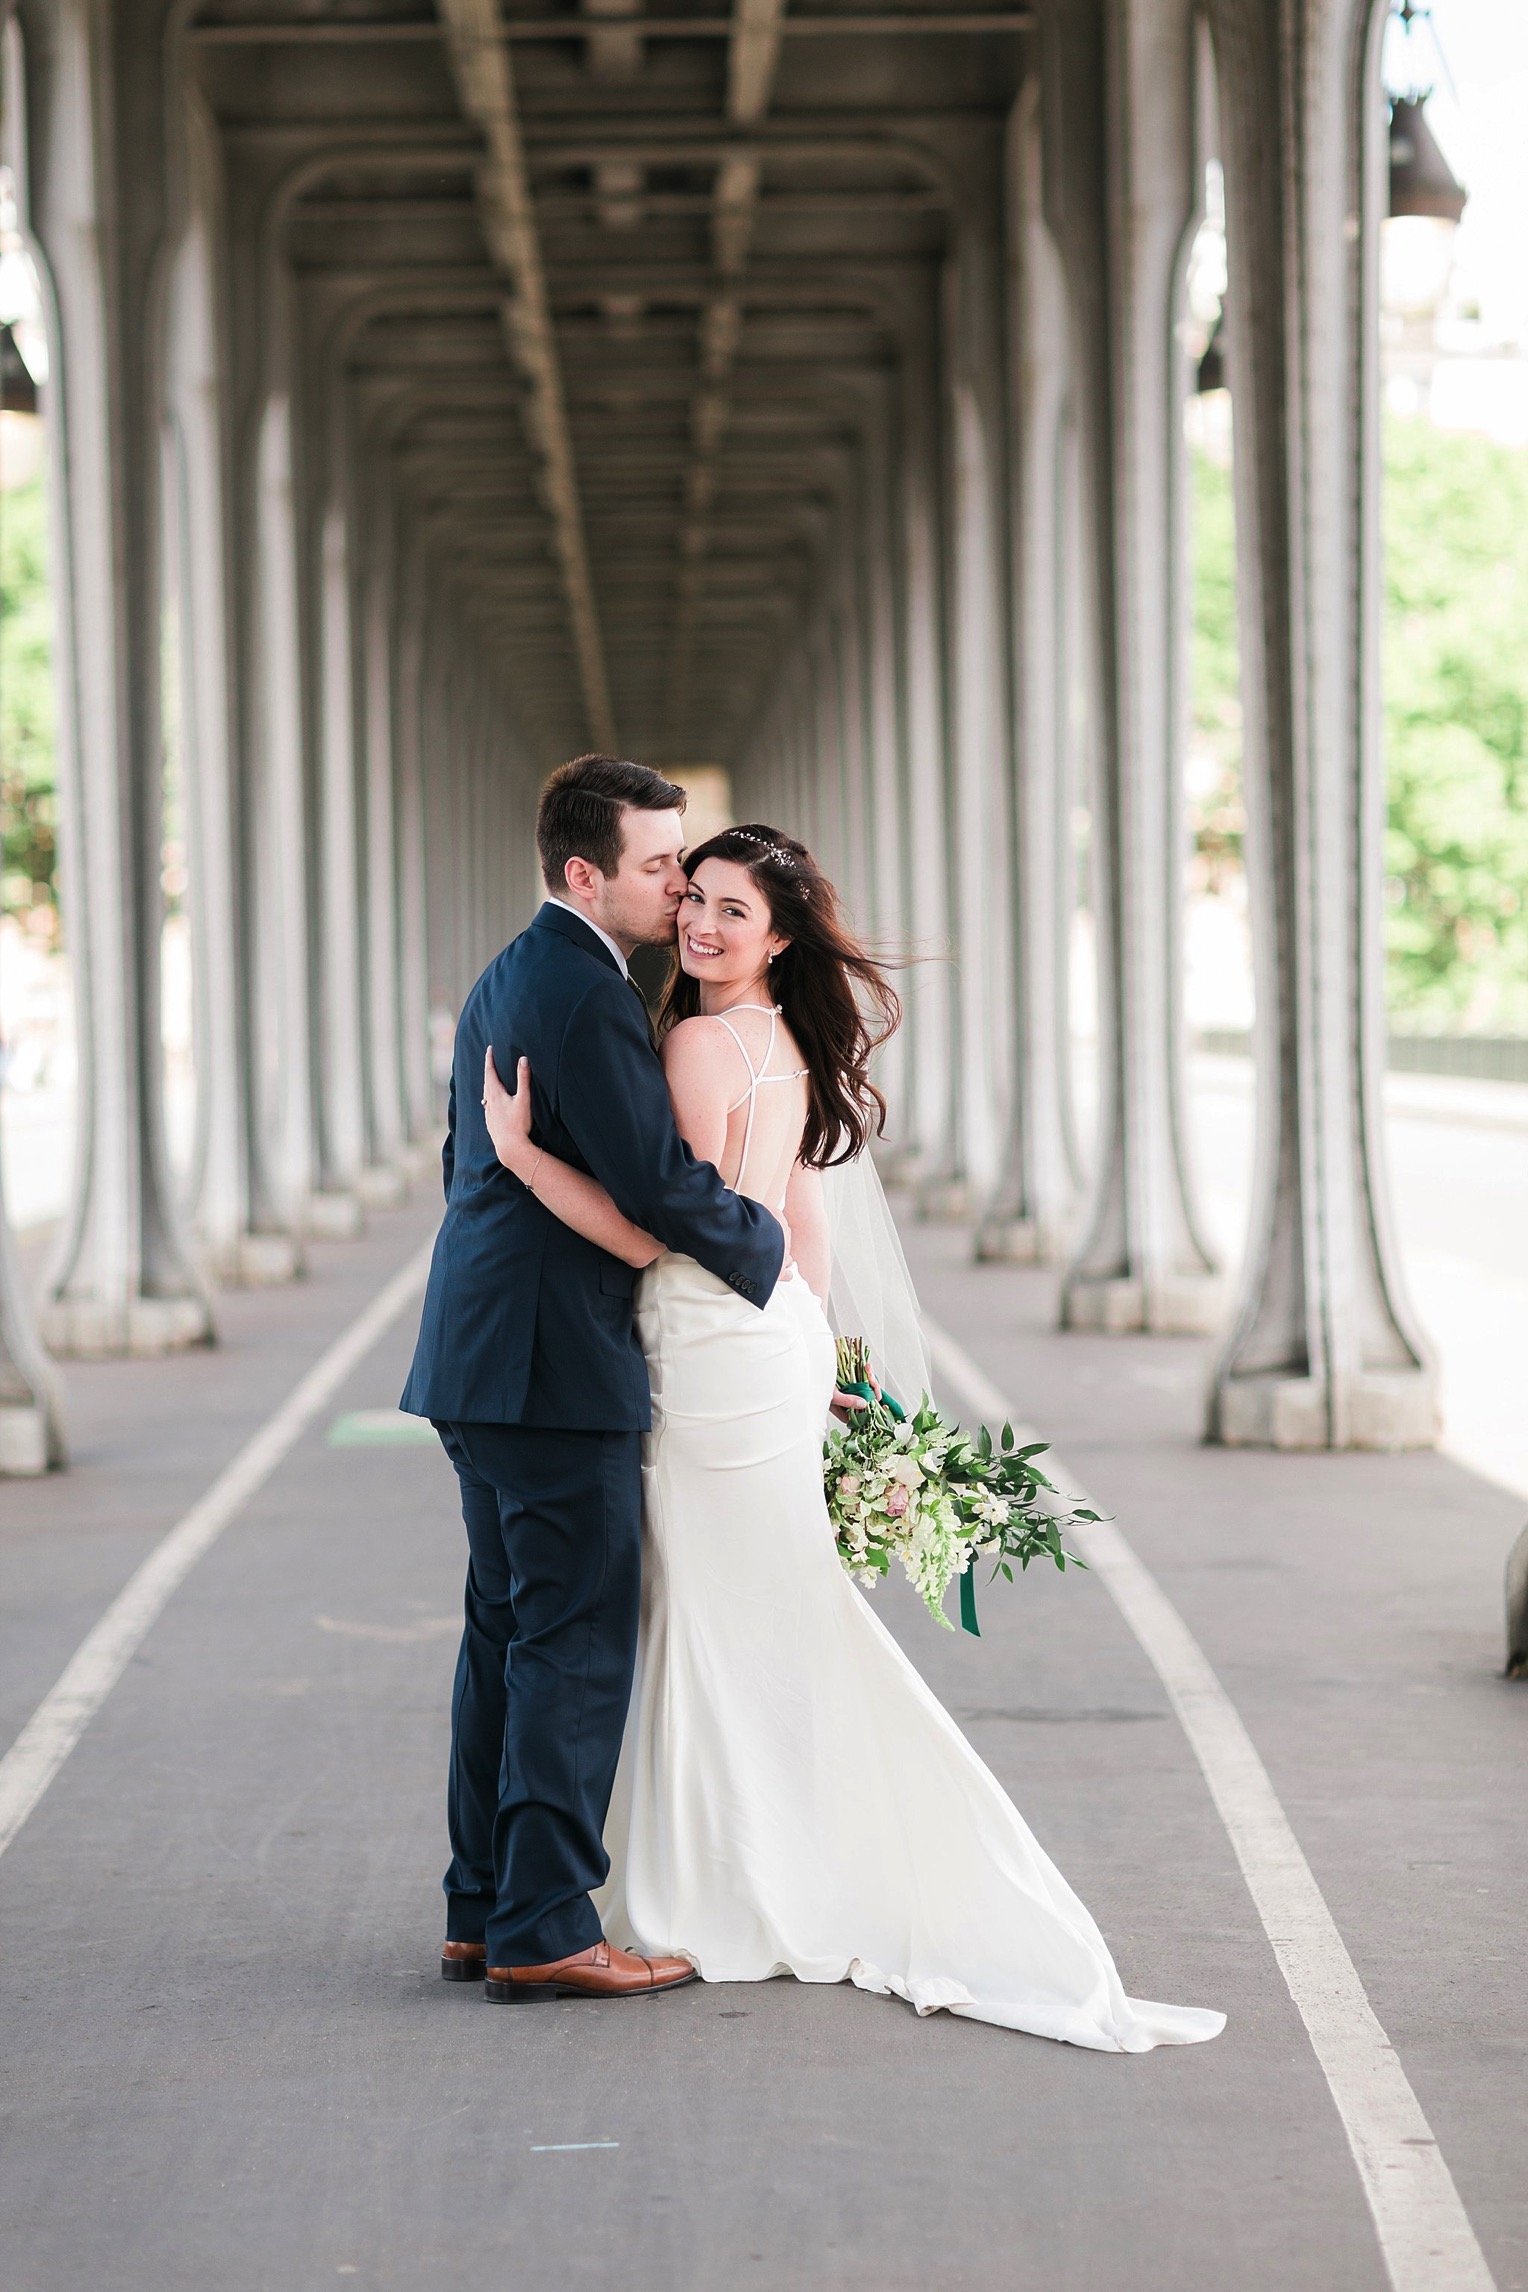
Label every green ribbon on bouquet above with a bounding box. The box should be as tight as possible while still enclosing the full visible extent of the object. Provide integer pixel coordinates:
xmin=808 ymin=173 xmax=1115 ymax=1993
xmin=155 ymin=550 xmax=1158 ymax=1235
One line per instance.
xmin=833 ymin=1347 xmax=980 ymax=1636
xmin=836 ymin=1378 xmax=906 ymax=1423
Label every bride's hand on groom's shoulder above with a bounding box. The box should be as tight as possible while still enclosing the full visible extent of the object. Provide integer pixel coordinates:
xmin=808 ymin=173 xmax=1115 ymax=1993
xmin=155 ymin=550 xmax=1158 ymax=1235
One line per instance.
xmin=483 ymin=1046 xmax=535 ymax=1176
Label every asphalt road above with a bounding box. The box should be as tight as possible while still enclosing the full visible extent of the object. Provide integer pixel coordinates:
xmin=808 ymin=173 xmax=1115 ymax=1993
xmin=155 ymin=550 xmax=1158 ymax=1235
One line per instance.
xmin=2 ymin=1199 xmax=1522 ymax=2291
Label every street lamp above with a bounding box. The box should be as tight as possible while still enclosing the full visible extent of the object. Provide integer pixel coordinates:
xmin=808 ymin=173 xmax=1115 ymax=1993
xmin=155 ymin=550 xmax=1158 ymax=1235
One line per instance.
xmin=1385 ymin=93 xmax=1467 ymax=318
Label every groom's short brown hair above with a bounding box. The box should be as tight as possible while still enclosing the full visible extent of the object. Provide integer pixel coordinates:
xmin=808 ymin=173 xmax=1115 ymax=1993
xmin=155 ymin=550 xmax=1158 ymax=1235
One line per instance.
xmin=537 ymin=754 xmax=687 ymax=890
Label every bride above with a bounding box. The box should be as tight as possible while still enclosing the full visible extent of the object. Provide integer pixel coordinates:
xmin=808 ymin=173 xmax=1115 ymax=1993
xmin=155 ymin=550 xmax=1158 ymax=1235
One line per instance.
xmin=482 ymin=824 xmax=1224 ymax=2051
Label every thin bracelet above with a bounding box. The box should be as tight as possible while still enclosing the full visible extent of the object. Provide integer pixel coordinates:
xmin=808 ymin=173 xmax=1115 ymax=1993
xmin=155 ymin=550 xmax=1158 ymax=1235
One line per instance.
xmin=524 ymin=1148 xmax=547 ymax=1196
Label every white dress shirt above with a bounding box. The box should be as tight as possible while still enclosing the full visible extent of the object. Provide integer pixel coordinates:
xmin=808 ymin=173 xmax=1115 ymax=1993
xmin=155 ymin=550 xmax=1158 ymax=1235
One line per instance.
xmin=546 ymin=896 xmax=630 ymax=980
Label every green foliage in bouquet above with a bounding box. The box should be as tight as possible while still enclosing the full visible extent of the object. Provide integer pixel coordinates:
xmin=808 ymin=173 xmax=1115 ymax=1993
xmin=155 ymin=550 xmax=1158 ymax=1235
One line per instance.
xmin=826 ymin=1338 xmax=1096 ymax=1631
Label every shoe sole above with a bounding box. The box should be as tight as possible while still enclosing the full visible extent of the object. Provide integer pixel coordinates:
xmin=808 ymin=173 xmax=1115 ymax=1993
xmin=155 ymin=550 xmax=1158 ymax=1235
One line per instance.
xmin=485 ymin=1968 xmax=701 ymax=2004
xmin=441 ymin=1957 xmax=487 ymax=1983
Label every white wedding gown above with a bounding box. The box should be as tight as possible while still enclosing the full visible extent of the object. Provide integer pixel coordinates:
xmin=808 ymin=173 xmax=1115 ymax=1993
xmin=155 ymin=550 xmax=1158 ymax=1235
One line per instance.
xmin=594 ymin=1009 xmax=1224 ymax=2051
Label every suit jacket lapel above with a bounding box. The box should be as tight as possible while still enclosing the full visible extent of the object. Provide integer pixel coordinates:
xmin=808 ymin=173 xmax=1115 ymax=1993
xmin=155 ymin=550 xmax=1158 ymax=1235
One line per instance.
xmin=532 ymin=901 xmax=659 ymax=1050
xmin=627 ymin=973 xmax=659 ymax=1051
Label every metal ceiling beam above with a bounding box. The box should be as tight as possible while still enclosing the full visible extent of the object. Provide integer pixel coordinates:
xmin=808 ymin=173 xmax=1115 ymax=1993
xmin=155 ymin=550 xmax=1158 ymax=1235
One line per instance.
xmin=520 ymin=124 xmax=955 ymax=192
xmin=435 ymin=0 xmax=618 ymax=752
xmin=537 ymin=188 xmax=948 ymax=218
xmin=662 ymin=0 xmax=788 ymax=750
xmin=189 ymin=12 xmax=1034 ymax=41
xmin=293 ymin=199 xmax=482 ymax=223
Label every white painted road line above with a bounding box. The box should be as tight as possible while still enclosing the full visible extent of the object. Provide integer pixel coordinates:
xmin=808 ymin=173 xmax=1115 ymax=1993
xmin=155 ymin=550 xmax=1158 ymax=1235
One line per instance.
xmin=0 ymin=1241 xmax=436 ymax=1866
xmin=923 ymin=1315 xmax=1496 ymax=2292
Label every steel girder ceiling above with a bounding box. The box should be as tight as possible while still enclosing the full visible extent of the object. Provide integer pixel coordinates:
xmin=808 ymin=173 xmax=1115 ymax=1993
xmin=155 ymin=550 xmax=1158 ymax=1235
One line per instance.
xmin=190 ymin=2 xmax=1029 ymax=766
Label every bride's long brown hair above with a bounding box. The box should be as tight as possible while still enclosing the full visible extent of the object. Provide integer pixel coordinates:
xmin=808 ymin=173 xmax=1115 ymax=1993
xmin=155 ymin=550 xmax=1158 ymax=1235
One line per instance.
xmin=656 ymin=825 xmax=901 ymax=1169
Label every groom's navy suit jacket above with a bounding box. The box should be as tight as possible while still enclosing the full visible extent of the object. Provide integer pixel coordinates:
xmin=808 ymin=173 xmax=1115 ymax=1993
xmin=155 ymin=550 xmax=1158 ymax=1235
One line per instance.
xmin=400 ymin=901 xmax=784 ymax=1430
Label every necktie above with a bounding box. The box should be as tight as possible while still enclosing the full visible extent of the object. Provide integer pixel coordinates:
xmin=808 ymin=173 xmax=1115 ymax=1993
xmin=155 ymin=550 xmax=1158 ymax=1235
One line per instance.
xmin=628 ymin=973 xmax=659 ymax=1051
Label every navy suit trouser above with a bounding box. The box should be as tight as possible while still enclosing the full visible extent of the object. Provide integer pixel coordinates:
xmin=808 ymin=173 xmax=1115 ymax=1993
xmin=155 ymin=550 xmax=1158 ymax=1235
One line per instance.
xmin=434 ymin=1420 xmax=642 ymax=1968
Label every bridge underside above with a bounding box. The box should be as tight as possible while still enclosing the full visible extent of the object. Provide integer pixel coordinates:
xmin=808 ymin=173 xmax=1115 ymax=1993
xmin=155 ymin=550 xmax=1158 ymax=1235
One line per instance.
xmin=0 ymin=0 xmax=1435 ymax=1458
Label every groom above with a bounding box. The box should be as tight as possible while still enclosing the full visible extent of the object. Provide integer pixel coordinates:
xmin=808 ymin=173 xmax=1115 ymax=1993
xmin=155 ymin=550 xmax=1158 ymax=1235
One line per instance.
xmin=401 ymin=755 xmax=785 ymax=2001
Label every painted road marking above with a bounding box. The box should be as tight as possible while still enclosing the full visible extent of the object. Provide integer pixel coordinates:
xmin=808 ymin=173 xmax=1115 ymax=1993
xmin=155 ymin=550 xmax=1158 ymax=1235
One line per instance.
xmin=315 ymin=1613 xmax=457 ymax=1646
xmin=0 ymin=1242 xmax=436 ymax=1865
xmin=530 ymin=2143 xmax=620 ymax=2152
xmin=924 ymin=1314 xmax=1496 ymax=2292
xmin=328 ymin=1408 xmax=440 ymax=1447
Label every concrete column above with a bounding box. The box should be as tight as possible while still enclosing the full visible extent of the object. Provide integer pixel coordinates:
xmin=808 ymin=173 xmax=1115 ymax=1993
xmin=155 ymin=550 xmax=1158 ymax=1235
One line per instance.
xmin=421 ymin=619 xmax=455 ymax=1029
xmin=809 ymin=629 xmax=842 ymax=885
xmin=464 ymin=650 xmax=480 ymax=985
xmin=1056 ymin=399 xmax=1098 ymax=1195
xmin=860 ymin=395 xmax=911 ymax=1150
xmin=0 ymin=1093 xmax=66 ymax=1470
xmin=1044 ymin=0 xmax=1222 ymax=1335
xmin=792 ymin=667 xmax=820 ymax=858
xmin=791 ymin=681 xmax=814 ymax=856
xmin=979 ymin=81 xmax=1080 ymax=1263
xmin=0 ymin=20 xmax=63 ymax=1465
xmin=162 ymin=91 xmax=297 ymax=1287
xmin=802 ymin=683 xmax=818 ymax=857
xmin=27 ymin=0 xmax=212 ymax=1355
xmin=359 ymin=483 xmax=409 ymax=1184
xmin=451 ymin=645 xmax=472 ymax=1004
xmin=834 ymin=580 xmax=872 ymax=937
xmin=480 ymin=686 xmax=501 ymax=958
xmin=311 ymin=494 xmax=368 ymax=1219
xmin=1205 ymin=0 xmax=1434 ymax=1449
xmin=458 ymin=667 xmax=477 ymax=985
xmin=467 ymin=674 xmax=488 ymax=976
xmin=899 ymin=293 xmax=958 ymax=1199
xmin=246 ymin=385 xmax=317 ymax=1237
xmin=395 ymin=546 xmax=432 ymax=1140
xmin=944 ymin=170 xmax=1017 ymax=1215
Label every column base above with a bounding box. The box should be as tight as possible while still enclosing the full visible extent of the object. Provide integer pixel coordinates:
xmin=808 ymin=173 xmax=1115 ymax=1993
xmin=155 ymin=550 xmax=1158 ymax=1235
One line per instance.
xmin=917 ymin=1178 xmax=973 ymax=1223
xmin=0 ymin=1403 xmax=51 ymax=1475
xmin=1348 ymin=1368 xmax=1439 ymax=1451
xmin=871 ymin=1144 xmax=922 ymax=1189
xmin=1505 ymin=1524 xmax=1528 ymax=1679
xmin=1061 ymin=1270 xmax=1227 ymax=1335
xmin=974 ymin=1217 xmax=1041 ymax=1264
xmin=1212 ymin=1367 xmax=1437 ymax=1451
xmin=308 ymin=1191 xmax=365 ymax=1241
xmin=199 ymin=1231 xmax=304 ymax=1287
xmin=235 ymin=1233 xmax=304 ymax=1287
xmin=1062 ymin=1275 xmax=1145 ymax=1333
xmin=40 ymin=1293 xmax=214 ymax=1358
xmin=1149 ymin=1272 xmax=1230 ymax=1335
xmin=355 ymin=1164 xmax=409 ymax=1211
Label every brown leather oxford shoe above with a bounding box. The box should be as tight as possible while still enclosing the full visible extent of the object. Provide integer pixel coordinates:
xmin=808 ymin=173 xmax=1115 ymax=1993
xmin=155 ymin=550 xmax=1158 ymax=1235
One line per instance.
xmin=441 ymin=1941 xmax=487 ymax=1983
xmin=485 ymin=1939 xmax=698 ymax=2003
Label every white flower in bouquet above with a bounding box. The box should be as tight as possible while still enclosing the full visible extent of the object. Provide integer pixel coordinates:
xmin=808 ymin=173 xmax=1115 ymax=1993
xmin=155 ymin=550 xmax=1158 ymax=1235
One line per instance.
xmin=824 ymin=1336 xmax=1096 ymax=1631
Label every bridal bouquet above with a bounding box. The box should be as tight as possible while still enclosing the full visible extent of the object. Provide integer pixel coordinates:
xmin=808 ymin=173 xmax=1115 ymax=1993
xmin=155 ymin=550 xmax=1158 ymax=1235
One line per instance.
xmin=825 ymin=1338 xmax=1095 ymax=1633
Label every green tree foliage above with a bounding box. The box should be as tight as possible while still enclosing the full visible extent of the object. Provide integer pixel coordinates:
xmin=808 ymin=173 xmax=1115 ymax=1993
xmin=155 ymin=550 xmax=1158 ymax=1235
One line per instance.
xmin=0 ymin=466 xmax=56 ymax=918
xmin=1189 ymin=417 xmax=1528 ymax=1029
xmin=1186 ymin=439 xmax=1244 ymax=893
xmin=1381 ymin=417 xmax=1528 ymax=1029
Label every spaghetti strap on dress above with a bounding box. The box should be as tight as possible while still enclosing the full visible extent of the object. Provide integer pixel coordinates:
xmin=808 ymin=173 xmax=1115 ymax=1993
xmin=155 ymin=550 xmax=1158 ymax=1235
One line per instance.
xmin=706 ymin=1003 xmax=808 ymax=1205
